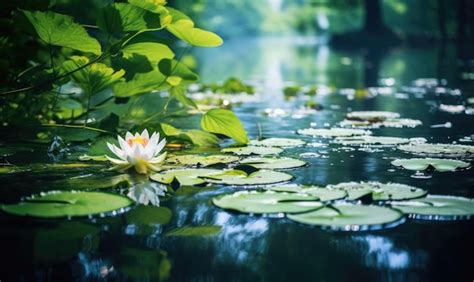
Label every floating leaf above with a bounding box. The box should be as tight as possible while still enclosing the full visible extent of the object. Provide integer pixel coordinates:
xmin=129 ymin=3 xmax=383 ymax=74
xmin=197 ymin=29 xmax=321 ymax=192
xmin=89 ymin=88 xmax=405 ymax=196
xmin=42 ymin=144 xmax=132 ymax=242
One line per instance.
xmin=150 ymin=168 xmax=221 ymax=187
xmin=212 ymin=190 xmax=322 ymax=214
xmin=166 ymin=154 xmax=239 ymax=167
xmin=201 ymin=109 xmax=249 ymax=144
xmin=249 ymin=137 xmax=305 ymax=148
xmin=287 ymin=204 xmax=404 ymax=230
xmin=221 ymin=146 xmax=282 ymax=156
xmin=297 ymin=128 xmax=371 ymax=137
xmin=165 ymin=225 xmax=222 ymax=236
xmin=334 ymin=136 xmax=425 ymax=146
xmin=391 ymin=158 xmax=470 ymax=172
xmin=1 ymin=191 xmax=134 ymax=218
xmin=50 ymin=174 xmax=132 ymax=190
xmin=398 ymin=143 xmax=474 ymax=157
xmin=346 ymin=111 xmax=400 ymax=121
xmin=340 ymin=118 xmax=422 ymax=128
xmin=204 ymin=169 xmax=293 ymax=186
xmin=23 ymin=10 xmax=101 ymax=54
xmin=268 ymin=186 xmax=347 ymax=201
xmin=125 ymin=205 xmax=172 ymax=226
xmin=240 ymin=157 xmax=306 ymax=170
xmin=329 ymin=182 xmax=427 ymax=201
xmin=390 ymin=195 xmax=474 ymax=220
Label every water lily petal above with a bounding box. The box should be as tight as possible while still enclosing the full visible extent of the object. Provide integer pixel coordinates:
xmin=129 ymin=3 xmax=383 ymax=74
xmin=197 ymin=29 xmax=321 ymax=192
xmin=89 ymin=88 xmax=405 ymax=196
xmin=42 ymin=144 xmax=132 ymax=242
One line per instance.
xmin=106 ymin=155 xmax=128 ymax=165
xmin=141 ymin=129 xmax=149 ymax=140
xmin=107 ymin=142 xmax=126 ymax=160
xmin=118 ymin=135 xmax=132 ymax=155
xmin=154 ymin=138 xmax=167 ymax=157
xmin=125 ymin=132 xmax=134 ymax=142
xmin=150 ymin=152 xmax=167 ymax=164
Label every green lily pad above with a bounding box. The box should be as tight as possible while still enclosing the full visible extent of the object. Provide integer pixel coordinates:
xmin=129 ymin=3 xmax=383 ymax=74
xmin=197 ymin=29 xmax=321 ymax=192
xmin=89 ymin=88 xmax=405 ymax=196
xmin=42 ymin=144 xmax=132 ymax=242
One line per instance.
xmin=391 ymin=158 xmax=470 ymax=172
xmin=390 ymin=195 xmax=474 ymax=220
xmin=398 ymin=143 xmax=474 ymax=157
xmin=50 ymin=174 xmax=132 ymax=190
xmin=249 ymin=138 xmax=306 ymax=148
xmin=1 ymin=191 xmax=134 ymax=218
xmin=166 ymin=154 xmax=240 ymax=167
xmin=340 ymin=118 xmax=422 ymax=128
xmin=240 ymin=157 xmax=307 ymax=170
xmin=334 ymin=136 xmax=425 ymax=146
xmin=150 ymin=168 xmax=221 ymax=187
xmin=164 ymin=225 xmax=222 ymax=237
xmin=125 ymin=206 xmax=172 ymax=226
xmin=328 ymin=182 xmax=427 ymax=201
xmin=204 ymin=169 xmax=293 ymax=186
xmin=287 ymin=204 xmax=404 ymax=230
xmin=268 ymin=186 xmax=347 ymax=201
xmin=346 ymin=111 xmax=400 ymax=121
xmin=297 ymin=128 xmax=371 ymax=137
xmin=221 ymin=146 xmax=283 ymax=156
xmin=212 ymin=190 xmax=322 ymax=214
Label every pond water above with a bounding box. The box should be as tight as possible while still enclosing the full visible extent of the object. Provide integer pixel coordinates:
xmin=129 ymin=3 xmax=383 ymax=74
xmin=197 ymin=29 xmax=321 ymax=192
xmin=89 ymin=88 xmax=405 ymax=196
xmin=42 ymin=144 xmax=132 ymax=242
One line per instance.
xmin=1 ymin=38 xmax=473 ymax=281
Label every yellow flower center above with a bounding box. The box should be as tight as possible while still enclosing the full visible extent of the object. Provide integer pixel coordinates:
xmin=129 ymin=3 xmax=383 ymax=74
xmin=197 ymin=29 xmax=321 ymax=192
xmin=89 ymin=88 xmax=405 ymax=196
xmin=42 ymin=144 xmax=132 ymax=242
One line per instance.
xmin=128 ymin=136 xmax=148 ymax=147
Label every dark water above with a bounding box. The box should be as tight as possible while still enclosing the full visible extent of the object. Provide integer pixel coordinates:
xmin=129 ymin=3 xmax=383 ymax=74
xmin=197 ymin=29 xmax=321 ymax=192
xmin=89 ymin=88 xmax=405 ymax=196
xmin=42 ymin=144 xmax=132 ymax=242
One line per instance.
xmin=1 ymin=38 xmax=474 ymax=281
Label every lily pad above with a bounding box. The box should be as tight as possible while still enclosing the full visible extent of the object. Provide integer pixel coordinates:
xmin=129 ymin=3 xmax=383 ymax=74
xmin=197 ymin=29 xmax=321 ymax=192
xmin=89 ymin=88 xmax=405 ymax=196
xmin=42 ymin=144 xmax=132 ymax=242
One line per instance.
xmin=390 ymin=195 xmax=474 ymax=220
xmin=391 ymin=158 xmax=470 ymax=172
xmin=334 ymin=136 xmax=425 ymax=146
xmin=0 ymin=191 xmax=134 ymax=218
xmin=398 ymin=143 xmax=474 ymax=157
xmin=328 ymin=182 xmax=427 ymax=201
xmin=50 ymin=174 xmax=132 ymax=190
xmin=249 ymin=138 xmax=306 ymax=148
xmin=212 ymin=190 xmax=322 ymax=214
xmin=150 ymin=168 xmax=221 ymax=187
xmin=240 ymin=157 xmax=307 ymax=170
xmin=204 ymin=169 xmax=293 ymax=186
xmin=268 ymin=186 xmax=347 ymax=201
xmin=165 ymin=225 xmax=222 ymax=237
xmin=340 ymin=118 xmax=422 ymax=128
xmin=287 ymin=204 xmax=404 ymax=230
xmin=125 ymin=206 xmax=172 ymax=226
xmin=166 ymin=154 xmax=240 ymax=167
xmin=346 ymin=111 xmax=400 ymax=121
xmin=297 ymin=128 xmax=371 ymax=137
xmin=221 ymin=146 xmax=283 ymax=156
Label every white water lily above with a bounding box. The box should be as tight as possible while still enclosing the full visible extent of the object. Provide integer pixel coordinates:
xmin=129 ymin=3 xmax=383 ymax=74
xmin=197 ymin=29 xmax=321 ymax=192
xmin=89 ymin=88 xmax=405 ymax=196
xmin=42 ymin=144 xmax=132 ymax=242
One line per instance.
xmin=106 ymin=129 xmax=167 ymax=174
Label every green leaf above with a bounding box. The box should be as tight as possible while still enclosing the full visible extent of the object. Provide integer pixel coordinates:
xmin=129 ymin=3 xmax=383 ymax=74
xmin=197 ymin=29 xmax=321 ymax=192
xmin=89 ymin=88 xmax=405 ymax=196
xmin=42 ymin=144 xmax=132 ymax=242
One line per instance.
xmin=268 ymin=186 xmax=347 ymax=202
xmin=204 ymin=169 xmax=293 ymax=186
xmin=50 ymin=174 xmax=132 ymax=190
xmin=201 ymin=109 xmax=248 ymax=144
xmin=121 ymin=42 xmax=174 ymax=66
xmin=164 ymin=225 xmax=222 ymax=237
xmin=213 ymin=190 xmax=322 ymax=214
xmin=125 ymin=205 xmax=172 ymax=225
xmin=391 ymin=158 xmax=470 ymax=172
xmin=297 ymin=128 xmax=371 ymax=137
xmin=165 ymin=10 xmax=223 ymax=47
xmin=150 ymin=168 xmax=221 ymax=187
xmin=1 ymin=191 xmax=134 ymax=218
xmin=113 ymin=70 xmax=167 ymax=97
xmin=329 ymin=182 xmax=427 ymax=201
xmin=221 ymin=146 xmax=282 ymax=156
xmin=22 ymin=10 xmax=101 ymax=55
xmin=170 ymin=85 xmax=197 ymax=108
xmin=62 ymin=56 xmax=125 ymax=95
xmin=249 ymin=138 xmax=305 ymax=148
xmin=160 ymin=123 xmax=219 ymax=147
xmin=158 ymin=58 xmax=199 ymax=83
xmin=240 ymin=157 xmax=306 ymax=170
xmin=390 ymin=195 xmax=474 ymax=220
xmin=97 ymin=3 xmax=162 ymax=35
xmin=128 ymin=0 xmax=167 ymax=14
xmin=166 ymin=154 xmax=239 ymax=167
xmin=287 ymin=204 xmax=404 ymax=230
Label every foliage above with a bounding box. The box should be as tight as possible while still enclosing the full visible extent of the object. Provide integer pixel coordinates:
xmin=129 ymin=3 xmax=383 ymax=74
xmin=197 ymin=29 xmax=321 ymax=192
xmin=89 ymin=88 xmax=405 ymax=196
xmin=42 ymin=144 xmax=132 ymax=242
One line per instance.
xmin=0 ymin=0 xmax=248 ymax=146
